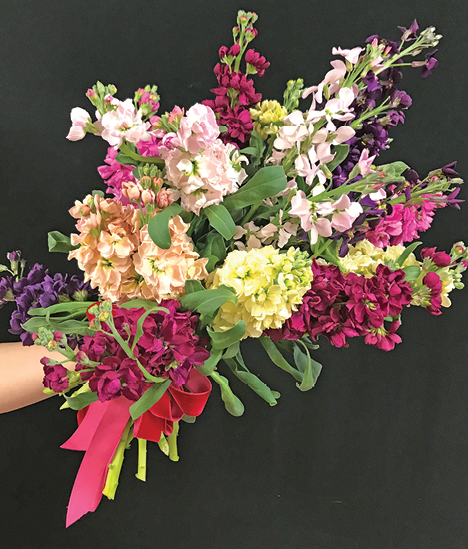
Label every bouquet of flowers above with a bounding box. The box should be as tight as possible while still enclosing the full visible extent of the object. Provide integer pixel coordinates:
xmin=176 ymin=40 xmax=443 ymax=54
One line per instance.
xmin=1 ymin=10 xmax=467 ymax=526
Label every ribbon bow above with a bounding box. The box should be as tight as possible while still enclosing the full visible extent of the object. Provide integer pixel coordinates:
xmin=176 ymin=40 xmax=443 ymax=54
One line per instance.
xmin=61 ymin=369 xmax=211 ymax=527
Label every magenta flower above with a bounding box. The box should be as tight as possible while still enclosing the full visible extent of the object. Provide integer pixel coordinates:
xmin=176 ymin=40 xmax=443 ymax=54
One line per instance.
xmin=42 ymin=360 xmax=70 ymax=393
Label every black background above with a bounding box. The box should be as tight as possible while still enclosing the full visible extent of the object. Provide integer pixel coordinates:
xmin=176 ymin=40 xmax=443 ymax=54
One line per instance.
xmin=1 ymin=1 xmax=468 ymax=548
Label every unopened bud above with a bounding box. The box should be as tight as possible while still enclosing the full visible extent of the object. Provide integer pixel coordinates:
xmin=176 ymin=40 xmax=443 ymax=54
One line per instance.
xmin=141 ymin=189 xmax=155 ymax=205
xmin=140 ymin=175 xmax=152 ymax=189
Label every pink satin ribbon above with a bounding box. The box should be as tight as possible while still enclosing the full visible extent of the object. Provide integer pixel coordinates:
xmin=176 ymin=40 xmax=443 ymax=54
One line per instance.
xmin=61 ymin=396 xmax=131 ymax=527
xmin=61 ymin=370 xmax=211 ymax=527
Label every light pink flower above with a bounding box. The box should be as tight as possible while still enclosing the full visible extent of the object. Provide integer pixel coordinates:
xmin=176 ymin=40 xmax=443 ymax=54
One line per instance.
xmin=289 ymin=190 xmax=332 ymax=244
xmin=274 ymin=110 xmax=309 ymax=151
xmin=66 ymin=107 xmax=92 ymax=141
xmin=177 ymin=104 xmax=219 ymax=154
xmin=332 ymin=46 xmax=364 ymax=65
xmin=307 ymin=87 xmax=357 ymax=130
xmin=98 ymin=99 xmax=151 ymax=147
xmin=162 ymin=139 xmax=247 ymax=214
xmin=358 ymin=149 xmax=376 ymax=176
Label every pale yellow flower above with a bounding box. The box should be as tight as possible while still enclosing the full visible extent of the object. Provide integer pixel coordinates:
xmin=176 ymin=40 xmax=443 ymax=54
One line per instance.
xmin=208 ymin=246 xmax=313 ymax=338
xmin=250 ymin=100 xmax=288 ymax=140
xmin=341 ymin=240 xmax=419 ymax=277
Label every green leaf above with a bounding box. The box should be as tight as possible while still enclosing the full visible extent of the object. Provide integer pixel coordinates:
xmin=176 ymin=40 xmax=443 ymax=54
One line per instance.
xmin=245 ymin=129 xmax=266 ymax=167
xmin=119 ymin=299 xmax=169 ymax=312
xmin=325 ymin=145 xmax=349 ymax=173
xmin=204 ymin=204 xmax=237 ymax=240
xmin=223 ymin=166 xmax=287 ymax=210
xmin=129 ymin=380 xmax=171 ymax=420
xmin=210 ymin=371 xmax=244 ymax=416
xmin=21 ymin=317 xmax=51 ymax=333
xmin=115 ymin=152 xmax=136 ymax=165
xmin=185 ymin=279 xmax=205 ymax=294
xmin=223 ymin=341 xmax=240 ymax=360
xmin=402 ymin=265 xmax=421 ymax=281
xmin=147 ymin=203 xmax=182 ymax=249
xmin=395 ymin=241 xmax=422 ymax=267
xmin=47 ymin=319 xmax=95 ymax=335
xmin=199 ymin=232 xmax=226 ymax=263
xmin=259 ymin=337 xmax=303 ymax=382
xmin=28 ymin=302 xmax=94 ymax=316
xmin=205 ymin=255 xmax=220 ymax=273
xmin=224 ymin=355 xmax=279 ymax=406
xmin=48 ymin=231 xmax=79 ymax=253
xmin=179 ymin=285 xmax=237 ymax=316
xmin=293 ymin=341 xmax=322 ymax=391
xmin=208 ymin=321 xmax=246 ymax=350
xmin=197 ymin=347 xmax=223 ymax=376
xmin=64 ymin=391 xmax=99 ymax=411
xmin=377 ymin=161 xmax=410 ymax=179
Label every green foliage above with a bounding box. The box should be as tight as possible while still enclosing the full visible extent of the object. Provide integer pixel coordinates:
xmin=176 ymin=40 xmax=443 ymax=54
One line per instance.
xmin=207 ymin=320 xmax=246 ymax=349
xmin=48 ymin=231 xmax=79 ymax=253
xmin=147 ymin=203 xmax=182 ymax=249
xmin=223 ymin=166 xmax=287 ymax=210
xmin=129 ymin=380 xmax=171 ymax=420
xmin=210 ymin=371 xmax=245 ymax=416
xmin=204 ymin=204 xmax=237 ymax=240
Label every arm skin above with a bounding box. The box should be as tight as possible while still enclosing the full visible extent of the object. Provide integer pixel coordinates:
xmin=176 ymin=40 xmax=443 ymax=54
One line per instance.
xmin=0 ymin=342 xmax=64 ymax=414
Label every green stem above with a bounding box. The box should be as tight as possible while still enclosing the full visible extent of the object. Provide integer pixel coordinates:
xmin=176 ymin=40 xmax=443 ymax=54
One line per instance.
xmin=158 ymin=433 xmax=170 ymax=456
xmin=135 ymin=438 xmax=147 ymax=482
xmin=119 ymin=142 xmax=164 ymax=166
xmin=167 ymin=421 xmax=180 ymax=462
xmin=103 ymin=420 xmax=134 ymax=500
xmin=241 ymin=202 xmax=260 ymax=225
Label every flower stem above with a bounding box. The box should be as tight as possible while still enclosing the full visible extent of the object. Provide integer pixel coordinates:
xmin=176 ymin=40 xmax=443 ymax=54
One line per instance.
xmin=135 ymin=438 xmax=147 ymax=482
xmin=167 ymin=421 xmax=180 ymax=462
xmin=103 ymin=420 xmax=134 ymax=500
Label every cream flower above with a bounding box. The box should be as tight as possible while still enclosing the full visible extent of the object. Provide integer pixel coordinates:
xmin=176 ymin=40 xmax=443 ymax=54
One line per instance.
xmin=208 ymin=246 xmax=313 ymax=338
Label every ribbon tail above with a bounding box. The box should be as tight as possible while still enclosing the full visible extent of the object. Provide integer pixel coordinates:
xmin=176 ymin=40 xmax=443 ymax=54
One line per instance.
xmin=65 ymin=397 xmax=131 ymax=527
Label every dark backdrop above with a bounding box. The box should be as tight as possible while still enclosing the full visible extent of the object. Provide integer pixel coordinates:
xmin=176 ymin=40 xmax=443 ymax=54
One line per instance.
xmin=1 ymin=1 xmax=468 ymax=548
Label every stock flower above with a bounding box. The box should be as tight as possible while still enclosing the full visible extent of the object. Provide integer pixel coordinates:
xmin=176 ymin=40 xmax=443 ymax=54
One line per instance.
xmin=98 ymin=98 xmax=151 ymax=147
xmin=161 ymin=138 xmax=247 ymax=214
xmin=132 ymin=216 xmax=208 ymax=301
xmin=80 ymin=301 xmax=210 ymax=401
xmin=66 ymin=107 xmax=93 ymax=141
xmin=249 ymin=100 xmax=287 ymax=139
xmin=208 ymin=246 xmax=313 ymax=337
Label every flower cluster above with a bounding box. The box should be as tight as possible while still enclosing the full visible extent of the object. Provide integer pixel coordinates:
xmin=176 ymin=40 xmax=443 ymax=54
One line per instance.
xmin=0 ymin=252 xmax=95 ymax=345
xmin=266 ymin=260 xmax=413 ymax=351
xmin=4 ymin=11 xmax=467 ymax=525
xmin=68 ymin=194 xmax=208 ymax=302
xmin=208 ymin=246 xmax=313 ymax=337
xmin=203 ymin=11 xmax=268 ymax=145
xmin=41 ymin=301 xmax=210 ymax=401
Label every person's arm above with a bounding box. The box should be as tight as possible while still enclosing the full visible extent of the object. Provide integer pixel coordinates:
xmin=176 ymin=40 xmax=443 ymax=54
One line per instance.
xmin=0 ymin=342 xmax=64 ymax=414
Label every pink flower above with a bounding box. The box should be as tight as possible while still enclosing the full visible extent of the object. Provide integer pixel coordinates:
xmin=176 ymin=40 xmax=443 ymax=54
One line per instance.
xmin=289 ymin=190 xmax=332 ymax=244
xmin=358 ymin=149 xmax=376 ymax=176
xmin=332 ymin=46 xmax=364 ymax=65
xmin=66 ymin=107 xmax=92 ymax=141
xmin=98 ymin=99 xmax=151 ymax=147
xmin=177 ymin=104 xmax=220 ymax=154
xmin=161 ymin=139 xmax=247 ymax=214
xmin=421 ymin=247 xmax=452 ymax=267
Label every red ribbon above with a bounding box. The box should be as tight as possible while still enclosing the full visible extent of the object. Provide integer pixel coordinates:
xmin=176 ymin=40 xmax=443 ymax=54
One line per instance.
xmin=61 ymin=369 xmax=211 ymax=527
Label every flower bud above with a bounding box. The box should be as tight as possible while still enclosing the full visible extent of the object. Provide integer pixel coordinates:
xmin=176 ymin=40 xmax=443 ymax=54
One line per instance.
xmin=140 ymin=175 xmax=152 ymax=189
xmin=141 ymin=189 xmax=155 ymax=205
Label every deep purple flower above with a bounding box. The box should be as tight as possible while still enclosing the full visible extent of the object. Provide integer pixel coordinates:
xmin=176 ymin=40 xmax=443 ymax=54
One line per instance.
xmin=398 ymin=20 xmax=419 ymax=42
